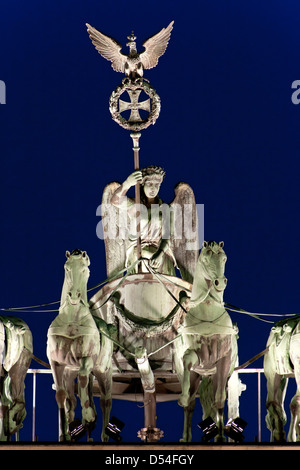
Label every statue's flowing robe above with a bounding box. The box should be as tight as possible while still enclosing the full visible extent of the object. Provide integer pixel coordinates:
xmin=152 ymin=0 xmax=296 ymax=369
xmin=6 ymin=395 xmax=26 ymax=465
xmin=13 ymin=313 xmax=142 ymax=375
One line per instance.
xmin=118 ymin=196 xmax=176 ymax=275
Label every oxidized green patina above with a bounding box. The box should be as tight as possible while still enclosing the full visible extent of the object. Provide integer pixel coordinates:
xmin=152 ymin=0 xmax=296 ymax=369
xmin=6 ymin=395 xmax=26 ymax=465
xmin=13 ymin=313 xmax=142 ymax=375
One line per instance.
xmin=0 ymin=315 xmax=33 ymax=440
xmin=176 ymin=241 xmax=239 ymax=442
xmin=47 ymin=249 xmax=114 ymax=442
xmin=264 ymin=315 xmax=300 ymax=442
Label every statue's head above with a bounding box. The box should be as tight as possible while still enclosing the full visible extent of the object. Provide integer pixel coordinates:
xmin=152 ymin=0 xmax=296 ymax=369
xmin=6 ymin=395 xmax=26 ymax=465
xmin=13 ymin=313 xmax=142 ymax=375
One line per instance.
xmin=141 ymin=166 xmax=165 ymax=199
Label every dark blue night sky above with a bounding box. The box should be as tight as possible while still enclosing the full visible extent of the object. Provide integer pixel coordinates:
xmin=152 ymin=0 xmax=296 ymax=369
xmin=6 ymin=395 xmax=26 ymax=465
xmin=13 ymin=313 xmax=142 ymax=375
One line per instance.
xmin=1 ymin=0 xmax=300 ymax=443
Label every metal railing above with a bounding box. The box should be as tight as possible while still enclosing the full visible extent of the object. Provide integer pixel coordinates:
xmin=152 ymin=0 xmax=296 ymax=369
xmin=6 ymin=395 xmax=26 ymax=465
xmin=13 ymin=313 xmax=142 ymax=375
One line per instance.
xmin=27 ymin=369 xmax=53 ymax=442
xmin=26 ymin=367 xmax=265 ymax=443
xmin=238 ymin=368 xmax=264 ymax=442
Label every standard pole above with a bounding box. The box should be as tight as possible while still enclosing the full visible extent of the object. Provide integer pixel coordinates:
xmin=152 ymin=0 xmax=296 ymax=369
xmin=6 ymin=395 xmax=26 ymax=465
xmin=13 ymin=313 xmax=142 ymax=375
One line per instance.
xmin=130 ymin=132 xmax=142 ymax=273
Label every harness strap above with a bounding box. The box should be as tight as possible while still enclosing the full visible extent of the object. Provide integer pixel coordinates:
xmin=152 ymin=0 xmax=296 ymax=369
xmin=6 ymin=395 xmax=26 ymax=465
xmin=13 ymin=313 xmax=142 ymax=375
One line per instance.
xmin=0 ymin=261 xmax=140 ymax=314
xmin=30 ymin=346 xmax=271 ymax=372
xmin=31 ymin=354 xmax=51 ymax=369
xmin=143 ymin=260 xmax=188 ymax=314
xmin=224 ymin=302 xmax=296 ymax=323
xmin=234 ymin=347 xmax=269 ymax=371
xmin=89 ymin=258 xmax=141 ymax=312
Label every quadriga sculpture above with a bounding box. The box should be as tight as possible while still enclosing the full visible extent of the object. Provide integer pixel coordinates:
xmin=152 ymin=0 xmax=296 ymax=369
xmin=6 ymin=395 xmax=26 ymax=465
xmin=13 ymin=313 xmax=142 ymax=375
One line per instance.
xmin=47 ymin=249 xmax=114 ymax=442
xmin=0 ymin=316 xmax=33 ymax=440
xmin=177 ymin=241 xmax=238 ymax=442
xmin=264 ymin=316 xmax=300 ymax=442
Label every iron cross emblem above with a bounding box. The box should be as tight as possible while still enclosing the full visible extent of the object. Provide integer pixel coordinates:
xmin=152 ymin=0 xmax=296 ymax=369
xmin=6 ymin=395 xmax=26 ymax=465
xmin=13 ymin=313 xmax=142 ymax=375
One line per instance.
xmin=118 ymin=89 xmax=151 ymax=122
xmin=109 ymin=79 xmax=161 ymax=131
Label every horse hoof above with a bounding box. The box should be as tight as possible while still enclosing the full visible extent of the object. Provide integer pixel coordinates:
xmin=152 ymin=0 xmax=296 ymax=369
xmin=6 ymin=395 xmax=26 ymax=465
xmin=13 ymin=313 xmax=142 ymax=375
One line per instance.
xmin=59 ymin=435 xmax=71 ymax=443
xmin=180 ymin=436 xmax=191 ymax=443
xmin=215 ymin=435 xmax=226 ymax=443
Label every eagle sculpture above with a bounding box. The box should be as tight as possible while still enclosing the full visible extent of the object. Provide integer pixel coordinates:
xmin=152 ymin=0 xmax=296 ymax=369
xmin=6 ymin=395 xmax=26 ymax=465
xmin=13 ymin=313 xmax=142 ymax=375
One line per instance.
xmin=86 ymin=21 xmax=174 ymax=78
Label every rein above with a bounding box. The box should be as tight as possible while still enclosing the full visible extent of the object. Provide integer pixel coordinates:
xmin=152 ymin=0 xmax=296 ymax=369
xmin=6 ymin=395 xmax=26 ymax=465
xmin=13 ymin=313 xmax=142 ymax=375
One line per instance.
xmin=234 ymin=347 xmax=270 ymax=371
xmin=0 ymin=257 xmax=297 ymax=321
xmin=0 ymin=261 xmax=140 ymax=314
xmin=0 ymin=257 xmax=298 ymax=371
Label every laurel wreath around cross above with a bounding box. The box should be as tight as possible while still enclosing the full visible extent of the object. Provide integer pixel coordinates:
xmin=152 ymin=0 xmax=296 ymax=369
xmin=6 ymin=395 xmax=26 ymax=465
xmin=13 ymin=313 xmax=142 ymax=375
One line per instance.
xmin=109 ymin=79 xmax=161 ymax=131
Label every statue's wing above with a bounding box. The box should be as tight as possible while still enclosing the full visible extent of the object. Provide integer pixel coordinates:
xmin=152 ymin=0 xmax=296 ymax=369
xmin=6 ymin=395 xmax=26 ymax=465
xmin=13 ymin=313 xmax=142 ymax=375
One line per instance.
xmin=101 ymin=182 xmax=127 ymax=278
xmin=140 ymin=20 xmax=174 ymax=70
xmin=86 ymin=23 xmax=127 ymax=73
xmin=170 ymin=182 xmax=199 ymax=283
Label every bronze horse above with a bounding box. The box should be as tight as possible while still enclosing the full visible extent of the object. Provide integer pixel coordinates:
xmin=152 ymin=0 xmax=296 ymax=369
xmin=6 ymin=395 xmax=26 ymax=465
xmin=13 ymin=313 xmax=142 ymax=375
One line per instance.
xmin=0 ymin=316 xmax=32 ymax=441
xmin=47 ymin=249 xmax=114 ymax=441
xmin=264 ymin=316 xmax=300 ymax=441
xmin=177 ymin=241 xmax=238 ymax=442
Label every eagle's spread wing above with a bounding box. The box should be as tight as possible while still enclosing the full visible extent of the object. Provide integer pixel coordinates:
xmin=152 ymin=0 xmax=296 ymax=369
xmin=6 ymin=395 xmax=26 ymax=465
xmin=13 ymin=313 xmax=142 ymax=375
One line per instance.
xmin=86 ymin=23 xmax=127 ymax=73
xmin=140 ymin=21 xmax=174 ymax=70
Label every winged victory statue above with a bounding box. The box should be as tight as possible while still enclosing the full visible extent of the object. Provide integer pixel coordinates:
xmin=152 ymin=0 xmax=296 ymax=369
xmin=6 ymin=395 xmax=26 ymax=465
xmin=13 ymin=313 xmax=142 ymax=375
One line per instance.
xmin=86 ymin=21 xmax=174 ymax=79
xmin=101 ymin=167 xmax=199 ymax=283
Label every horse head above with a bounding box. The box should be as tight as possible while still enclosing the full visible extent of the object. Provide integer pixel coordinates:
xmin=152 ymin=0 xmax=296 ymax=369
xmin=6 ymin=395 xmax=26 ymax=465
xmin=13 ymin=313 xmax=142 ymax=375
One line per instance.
xmin=200 ymin=241 xmax=227 ymax=291
xmin=190 ymin=241 xmax=227 ymax=307
xmin=63 ymin=249 xmax=90 ymax=306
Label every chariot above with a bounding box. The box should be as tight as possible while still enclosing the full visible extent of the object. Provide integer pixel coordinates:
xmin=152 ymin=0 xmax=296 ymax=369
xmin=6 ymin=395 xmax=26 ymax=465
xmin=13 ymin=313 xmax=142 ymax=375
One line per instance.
xmin=89 ymin=269 xmax=190 ymax=441
xmin=88 ymin=244 xmax=243 ymax=442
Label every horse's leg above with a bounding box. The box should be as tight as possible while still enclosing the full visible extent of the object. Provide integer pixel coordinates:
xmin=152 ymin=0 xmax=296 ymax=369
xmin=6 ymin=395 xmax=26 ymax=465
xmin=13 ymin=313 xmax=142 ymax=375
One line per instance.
xmin=180 ymin=398 xmax=196 ymax=442
xmin=5 ymin=348 xmax=32 ymax=438
xmin=93 ymin=367 xmax=112 ymax=442
xmin=0 ymin=350 xmax=31 ymax=441
xmin=179 ymin=370 xmax=201 ymax=442
xmin=265 ymin=367 xmax=288 ymax=442
xmin=64 ymin=368 xmax=77 ymax=427
xmin=178 ymin=349 xmax=198 ymax=408
xmin=178 ymin=348 xmax=200 ymax=442
xmin=0 ymin=403 xmax=9 ymax=441
xmin=211 ymin=363 xmax=228 ymax=441
xmin=50 ymin=361 xmax=69 ymax=442
xmin=77 ymin=356 xmax=96 ymax=430
xmin=287 ymin=389 xmax=300 ymax=442
xmin=0 ymin=370 xmax=8 ymax=441
xmin=91 ymin=324 xmax=114 ymax=441
xmin=84 ymin=375 xmax=98 ymax=441
xmin=210 ymin=352 xmax=232 ymax=442
xmin=288 ymin=333 xmax=300 ymax=441
xmin=199 ymin=376 xmax=214 ymax=421
xmin=0 ymin=406 xmax=7 ymax=441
